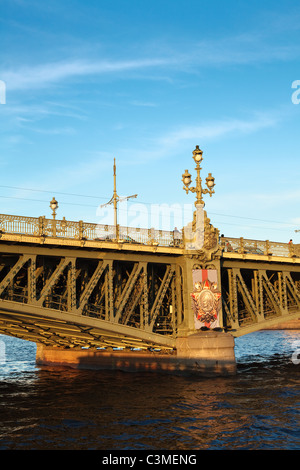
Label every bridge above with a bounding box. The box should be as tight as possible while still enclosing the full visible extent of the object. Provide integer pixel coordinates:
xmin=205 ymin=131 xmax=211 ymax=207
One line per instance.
xmin=0 ymin=146 xmax=299 ymax=376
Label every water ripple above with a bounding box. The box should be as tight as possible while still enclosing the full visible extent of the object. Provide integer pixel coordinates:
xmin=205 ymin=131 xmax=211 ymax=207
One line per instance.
xmin=0 ymin=331 xmax=299 ymax=449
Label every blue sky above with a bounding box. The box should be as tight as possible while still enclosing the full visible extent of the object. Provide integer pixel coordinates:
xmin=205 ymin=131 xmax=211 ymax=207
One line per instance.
xmin=1 ymin=0 xmax=300 ymax=242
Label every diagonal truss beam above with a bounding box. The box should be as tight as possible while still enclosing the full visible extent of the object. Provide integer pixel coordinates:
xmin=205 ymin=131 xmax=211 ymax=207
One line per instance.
xmin=236 ymin=270 xmax=258 ymax=322
xmin=260 ymin=270 xmax=282 ymax=316
xmin=36 ymin=258 xmax=71 ymax=306
xmin=76 ymin=260 xmax=109 ymax=314
xmin=114 ymin=262 xmax=144 ymax=323
xmin=0 ymin=255 xmax=31 ymax=297
xmin=285 ymin=272 xmax=300 ymax=309
xmin=148 ymin=265 xmax=175 ymax=330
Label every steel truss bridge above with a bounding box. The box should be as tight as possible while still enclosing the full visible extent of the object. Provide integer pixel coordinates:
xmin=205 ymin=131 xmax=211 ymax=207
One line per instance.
xmin=0 ymin=212 xmax=299 ymax=353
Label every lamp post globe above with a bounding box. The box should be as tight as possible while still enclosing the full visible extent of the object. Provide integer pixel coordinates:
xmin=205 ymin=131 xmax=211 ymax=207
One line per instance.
xmin=192 ymin=145 xmax=203 ymax=164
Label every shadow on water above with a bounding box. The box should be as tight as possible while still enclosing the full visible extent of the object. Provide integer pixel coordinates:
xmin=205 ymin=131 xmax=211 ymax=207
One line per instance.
xmin=0 ymin=330 xmax=299 ymax=450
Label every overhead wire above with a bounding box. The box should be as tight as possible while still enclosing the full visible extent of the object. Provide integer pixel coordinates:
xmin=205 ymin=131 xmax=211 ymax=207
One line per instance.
xmin=0 ymin=184 xmax=297 ymax=232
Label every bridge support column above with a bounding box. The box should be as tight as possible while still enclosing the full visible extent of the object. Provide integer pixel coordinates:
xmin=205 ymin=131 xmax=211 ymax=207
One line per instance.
xmin=175 ymin=331 xmax=236 ymax=376
xmin=36 ymin=331 xmax=236 ymax=377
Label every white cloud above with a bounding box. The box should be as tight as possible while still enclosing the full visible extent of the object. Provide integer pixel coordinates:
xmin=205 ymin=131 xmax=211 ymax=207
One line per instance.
xmin=187 ymin=33 xmax=300 ymax=67
xmin=3 ymin=26 xmax=300 ymax=93
xmin=158 ymin=113 xmax=279 ymax=148
xmin=3 ymin=58 xmax=172 ymax=91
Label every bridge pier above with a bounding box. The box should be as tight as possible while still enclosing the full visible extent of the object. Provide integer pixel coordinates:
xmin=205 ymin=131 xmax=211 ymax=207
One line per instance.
xmin=35 ymin=331 xmax=236 ymax=377
xmin=175 ymin=331 xmax=236 ymax=376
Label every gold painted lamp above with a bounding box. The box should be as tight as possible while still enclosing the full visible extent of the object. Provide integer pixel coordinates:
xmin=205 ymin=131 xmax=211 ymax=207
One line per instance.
xmin=182 ymin=145 xmax=215 ymax=207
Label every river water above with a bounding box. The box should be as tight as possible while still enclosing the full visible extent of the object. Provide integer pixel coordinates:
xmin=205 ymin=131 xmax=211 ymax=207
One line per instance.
xmin=0 ymin=330 xmax=299 ymax=450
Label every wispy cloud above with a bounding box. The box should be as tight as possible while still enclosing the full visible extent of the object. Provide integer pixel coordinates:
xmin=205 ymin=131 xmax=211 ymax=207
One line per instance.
xmin=1 ymin=102 xmax=87 ymax=121
xmin=129 ymin=100 xmax=158 ymax=107
xmin=158 ymin=113 xmax=280 ymax=147
xmin=185 ymin=33 xmax=300 ymax=67
xmin=98 ymin=111 xmax=281 ymax=170
xmin=3 ymin=58 xmax=173 ymax=91
xmin=3 ymin=26 xmax=300 ymax=92
xmin=253 ymin=188 xmax=300 ymax=206
xmin=24 ymin=126 xmax=75 ymax=135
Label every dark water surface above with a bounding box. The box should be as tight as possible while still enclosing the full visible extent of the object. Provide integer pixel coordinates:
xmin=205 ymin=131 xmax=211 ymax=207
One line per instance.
xmin=0 ymin=330 xmax=299 ymax=450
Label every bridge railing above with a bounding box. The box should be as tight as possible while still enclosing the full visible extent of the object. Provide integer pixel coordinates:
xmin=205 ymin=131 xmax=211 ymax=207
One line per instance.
xmin=0 ymin=213 xmax=183 ymax=247
xmin=221 ymin=236 xmax=300 ymax=258
xmin=0 ymin=213 xmax=298 ymax=256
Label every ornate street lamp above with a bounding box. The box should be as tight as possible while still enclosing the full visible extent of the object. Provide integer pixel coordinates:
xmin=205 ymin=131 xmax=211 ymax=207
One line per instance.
xmin=50 ymin=197 xmax=58 ymax=219
xmin=50 ymin=197 xmax=58 ymax=237
xmin=182 ymin=145 xmax=215 ymax=206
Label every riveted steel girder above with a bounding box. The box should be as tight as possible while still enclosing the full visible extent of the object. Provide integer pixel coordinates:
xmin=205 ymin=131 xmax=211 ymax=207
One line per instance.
xmin=221 ymin=257 xmax=300 ymax=336
xmin=0 ymin=242 xmax=184 ymax=349
xmin=0 ymin=238 xmax=299 ymax=346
